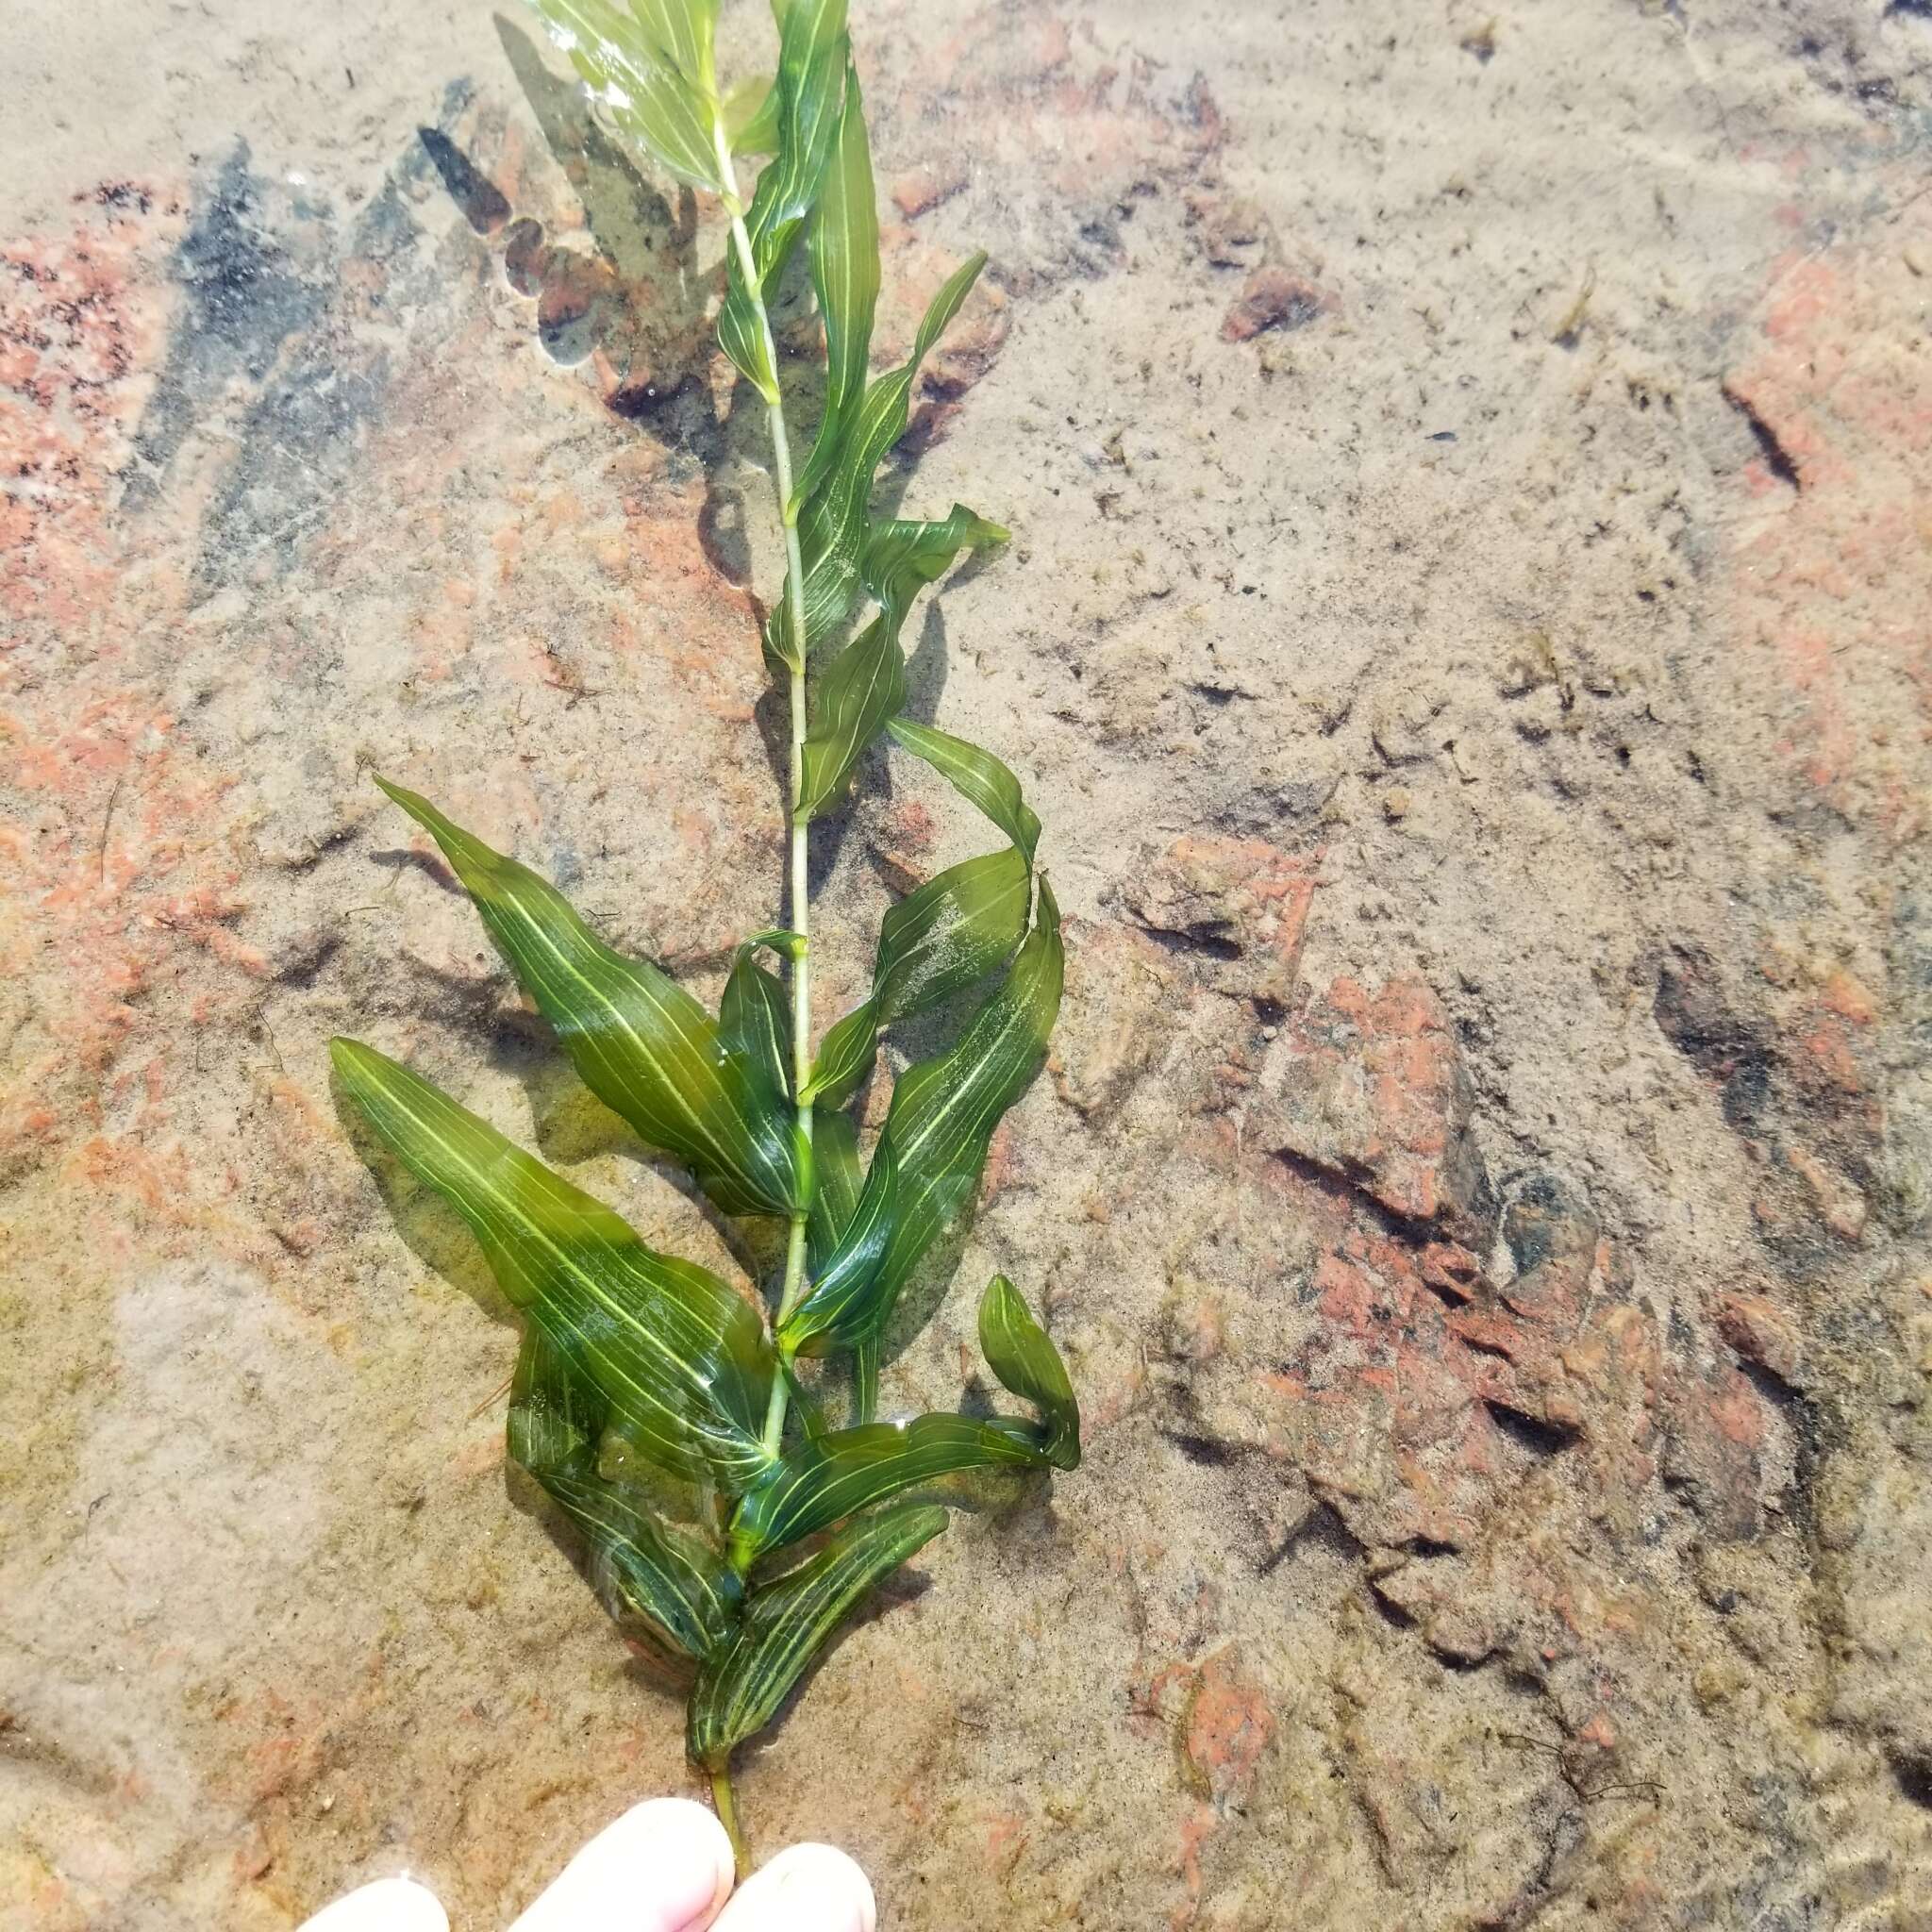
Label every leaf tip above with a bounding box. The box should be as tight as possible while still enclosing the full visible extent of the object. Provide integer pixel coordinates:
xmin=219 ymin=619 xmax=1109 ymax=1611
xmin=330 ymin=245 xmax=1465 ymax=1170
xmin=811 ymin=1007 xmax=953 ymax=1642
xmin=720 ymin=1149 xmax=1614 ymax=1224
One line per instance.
xmin=328 ymin=1035 xmax=375 ymax=1079
xmin=978 ymin=1271 xmax=1018 ymax=1325
xmin=371 ymin=773 xmax=442 ymax=832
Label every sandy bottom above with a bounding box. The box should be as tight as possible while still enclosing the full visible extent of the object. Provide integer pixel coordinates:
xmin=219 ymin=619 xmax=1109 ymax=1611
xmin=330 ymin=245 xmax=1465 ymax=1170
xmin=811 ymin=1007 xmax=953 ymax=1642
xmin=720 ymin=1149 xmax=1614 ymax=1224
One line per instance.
xmin=5 ymin=1 xmax=1932 ymax=1925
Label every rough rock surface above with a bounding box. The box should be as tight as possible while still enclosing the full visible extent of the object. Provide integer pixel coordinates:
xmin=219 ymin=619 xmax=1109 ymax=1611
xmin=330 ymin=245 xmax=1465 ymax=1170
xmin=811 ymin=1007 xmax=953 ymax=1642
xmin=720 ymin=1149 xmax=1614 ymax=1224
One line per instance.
xmin=6 ymin=2 xmax=1932 ymax=1927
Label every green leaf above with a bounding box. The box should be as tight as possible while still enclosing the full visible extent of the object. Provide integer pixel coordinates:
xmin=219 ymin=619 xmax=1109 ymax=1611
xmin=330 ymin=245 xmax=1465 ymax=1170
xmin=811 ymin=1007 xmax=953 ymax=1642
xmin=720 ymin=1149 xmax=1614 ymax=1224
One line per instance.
xmin=749 ymin=0 xmax=849 ymax=240
xmin=799 ymin=850 xmax=1031 ymax=1110
xmin=723 ymin=72 xmax=778 ymax=152
xmin=786 ymin=1139 xmax=896 ymax=1353
xmin=779 ymin=1355 xmax=828 ymax=1442
xmin=688 ymin=1503 xmax=947 ymax=1770
xmin=628 ymin=0 xmax=718 ymax=90
xmin=375 ymin=779 xmax=802 ymax=1218
xmin=885 ymin=716 xmax=1040 ymax=863
xmin=801 ymin=997 xmax=879 ymax=1111
xmin=799 ymin=722 xmax=1039 ymax=1110
xmin=716 ymin=0 xmax=849 ymax=400
xmin=852 ymin=1335 xmax=880 ymax=1424
xmin=862 ymin=504 xmax=1008 ymax=625
xmin=551 ymin=1468 xmax=742 ymax=1656
xmin=799 ymin=842 xmax=1032 ymax=1111
xmin=719 ymin=941 xmax=793 ymax=1105
xmin=533 ymin=0 xmax=728 ymax=194
xmin=506 ymin=1324 xmax=596 ymax=1475
xmin=742 ymin=924 xmax=807 ymax=958
xmin=873 ymin=847 xmax=1031 ymax=1022
xmin=792 ymin=62 xmax=879 ymax=514
xmin=978 ymin=1275 xmax=1080 ymax=1472
xmin=796 ymin=613 xmax=906 ymax=821
xmin=728 ymin=1414 xmax=1042 ymax=1565
xmin=799 ymin=850 xmax=1035 ymax=1120
xmin=793 ymin=513 xmax=1008 ymax=826
xmin=807 ymin=1105 xmax=864 ymax=1270
xmin=508 ymin=1330 xmax=741 ymax=1657
xmin=772 ymin=250 xmax=989 ymax=661
xmin=716 ymin=238 xmax=779 ymax=407
xmin=783 ymin=880 xmax=1062 ymax=1356
xmin=807 ymin=1109 xmax=885 ymax=1375
xmin=331 ymin=1038 xmax=777 ymax=1486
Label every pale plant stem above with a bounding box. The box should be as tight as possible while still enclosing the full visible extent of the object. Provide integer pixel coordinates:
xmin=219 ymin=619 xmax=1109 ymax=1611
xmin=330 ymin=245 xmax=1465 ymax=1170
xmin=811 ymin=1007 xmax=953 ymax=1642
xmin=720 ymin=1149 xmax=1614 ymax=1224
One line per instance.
xmin=710 ymin=1766 xmax=749 ymax=1881
xmin=716 ymin=137 xmax=815 ymax=1458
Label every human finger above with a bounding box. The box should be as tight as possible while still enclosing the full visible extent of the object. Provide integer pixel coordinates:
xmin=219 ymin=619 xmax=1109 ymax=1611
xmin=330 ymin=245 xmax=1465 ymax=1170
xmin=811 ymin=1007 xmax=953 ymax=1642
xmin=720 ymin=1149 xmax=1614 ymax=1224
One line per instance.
xmin=710 ymin=1843 xmax=876 ymax=1932
xmin=508 ymin=1796 xmax=737 ymax=1932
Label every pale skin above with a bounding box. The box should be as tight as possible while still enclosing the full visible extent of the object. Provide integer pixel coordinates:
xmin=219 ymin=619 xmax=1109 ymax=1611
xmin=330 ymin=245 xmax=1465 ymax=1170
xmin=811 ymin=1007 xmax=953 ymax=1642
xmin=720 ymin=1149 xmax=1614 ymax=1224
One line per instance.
xmin=296 ymin=1800 xmax=875 ymax=1932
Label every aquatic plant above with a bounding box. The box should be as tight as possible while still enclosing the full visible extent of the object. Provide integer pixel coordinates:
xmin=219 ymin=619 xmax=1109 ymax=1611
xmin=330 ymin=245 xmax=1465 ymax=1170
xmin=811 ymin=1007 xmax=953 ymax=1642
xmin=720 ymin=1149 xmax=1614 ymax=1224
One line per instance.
xmin=329 ymin=0 xmax=1077 ymax=1873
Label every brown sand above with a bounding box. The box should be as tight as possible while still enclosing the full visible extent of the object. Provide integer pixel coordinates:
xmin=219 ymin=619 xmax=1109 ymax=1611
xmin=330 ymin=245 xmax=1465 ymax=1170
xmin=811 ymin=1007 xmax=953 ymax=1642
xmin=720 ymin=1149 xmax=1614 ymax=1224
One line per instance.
xmin=5 ymin=2 xmax=1931 ymax=1925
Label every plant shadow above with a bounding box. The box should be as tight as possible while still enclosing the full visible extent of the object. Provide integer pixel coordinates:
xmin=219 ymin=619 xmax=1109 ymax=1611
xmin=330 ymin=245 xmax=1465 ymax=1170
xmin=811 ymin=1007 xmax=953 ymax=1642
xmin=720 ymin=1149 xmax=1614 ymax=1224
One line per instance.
xmin=491 ymin=16 xmax=706 ymax=391
xmin=480 ymin=18 xmax=795 ymax=595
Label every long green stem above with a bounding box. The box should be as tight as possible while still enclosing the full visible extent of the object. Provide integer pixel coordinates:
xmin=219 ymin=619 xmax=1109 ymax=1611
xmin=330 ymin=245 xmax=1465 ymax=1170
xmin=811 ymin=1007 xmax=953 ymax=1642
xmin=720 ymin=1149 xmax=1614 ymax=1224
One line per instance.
xmin=717 ymin=133 xmax=815 ymax=1457
xmin=710 ymin=1766 xmax=749 ymax=1881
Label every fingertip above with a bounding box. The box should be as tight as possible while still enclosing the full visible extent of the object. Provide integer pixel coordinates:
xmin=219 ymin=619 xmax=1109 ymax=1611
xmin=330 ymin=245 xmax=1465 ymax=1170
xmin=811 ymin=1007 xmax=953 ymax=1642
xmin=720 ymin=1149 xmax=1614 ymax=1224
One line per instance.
xmin=509 ymin=1797 xmax=735 ymax=1932
xmin=603 ymin=1795 xmax=738 ymax=1899
xmin=715 ymin=1841 xmax=875 ymax=1932
xmin=298 ymin=1876 xmax=450 ymax=1932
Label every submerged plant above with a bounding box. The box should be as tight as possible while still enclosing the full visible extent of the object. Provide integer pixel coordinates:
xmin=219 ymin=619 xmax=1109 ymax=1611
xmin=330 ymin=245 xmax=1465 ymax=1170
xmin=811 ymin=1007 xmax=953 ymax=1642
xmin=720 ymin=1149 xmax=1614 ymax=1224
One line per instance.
xmin=330 ymin=0 xmax=1077 ymax=1873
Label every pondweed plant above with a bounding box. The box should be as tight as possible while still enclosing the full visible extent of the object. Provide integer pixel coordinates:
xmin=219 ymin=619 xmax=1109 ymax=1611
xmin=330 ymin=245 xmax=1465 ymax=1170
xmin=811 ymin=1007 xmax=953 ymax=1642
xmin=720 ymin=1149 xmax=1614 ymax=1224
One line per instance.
xmin=329 ymin=0 xmax=1077 ymax=1874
